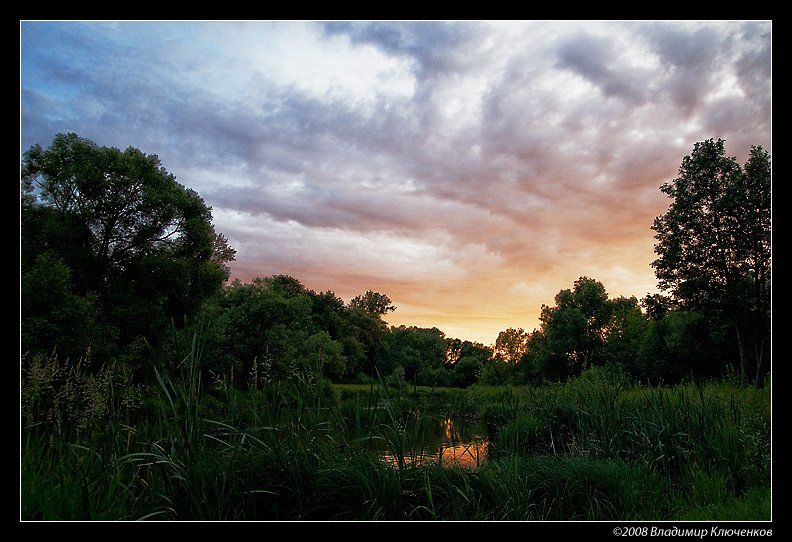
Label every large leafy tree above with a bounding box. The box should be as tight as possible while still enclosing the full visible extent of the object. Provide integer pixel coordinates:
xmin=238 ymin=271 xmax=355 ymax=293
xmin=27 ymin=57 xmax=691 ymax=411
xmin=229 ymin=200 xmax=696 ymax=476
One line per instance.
xmin=347 ymin=290 xmax=396 ymax=377
xmin=636 ymin=310 xmax=717 ymax=384
xmin=540 ymin=277 xmax=612 ymax=368
xmin=518 ymin=277 xmax=643 ymax=382
xmin=391 ymin=326 xmax=447 ymax=383
xmin=601 ymin=296 xmax=650 ymax=378
xmin=21 ymin=133 xmax=235 ymax=368
xmin=651 ymin=139 xmax=770 ymax=384
xmin=217 ymin=277 xmax=314 ymax=386
xmin=349 ymin=290 xmax=396 ymax=316
xmin=494 ymin=327 xmax=529 ymax=364
xmin=22 ymin=133 xmax=232 ymax=280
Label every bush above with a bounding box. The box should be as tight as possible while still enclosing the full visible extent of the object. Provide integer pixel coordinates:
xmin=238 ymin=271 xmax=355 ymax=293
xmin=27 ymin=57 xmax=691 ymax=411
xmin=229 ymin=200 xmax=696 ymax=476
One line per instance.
xmin=356 ymin=371 xmax=375 ymax=384
xmin=446 ymin=389 xmax=477 ymax=418
xmin=480 ymin=361 xmax=514 ymax=385
xmin=493 ymin=412 xmax=546 ymax=456
xmin=481 ymin=402 xmax=519 ymax=439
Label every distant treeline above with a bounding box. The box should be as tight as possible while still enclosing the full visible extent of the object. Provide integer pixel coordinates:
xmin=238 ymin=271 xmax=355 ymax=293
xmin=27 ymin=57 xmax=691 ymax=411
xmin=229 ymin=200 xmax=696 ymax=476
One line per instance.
xmin=21 ymin=134 xmax=770 ymax=388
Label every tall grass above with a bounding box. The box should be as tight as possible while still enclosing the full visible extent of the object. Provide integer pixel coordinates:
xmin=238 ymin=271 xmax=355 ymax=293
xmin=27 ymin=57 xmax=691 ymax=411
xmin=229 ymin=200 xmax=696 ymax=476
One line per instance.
xmin=21 ymin=345 xmax=770 ymax=521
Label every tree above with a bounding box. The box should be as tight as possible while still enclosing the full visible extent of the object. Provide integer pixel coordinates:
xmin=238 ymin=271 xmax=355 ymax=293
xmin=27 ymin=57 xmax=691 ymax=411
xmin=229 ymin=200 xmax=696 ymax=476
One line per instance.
xmin=391 ymin=326 xmax=447 ymax=383
xmin=651 ymin=139 xmax=770 ymax=384
xmin=446 ymin=337 xmax=463 ymax=366
xmin=480 ymin=359 xmax=514 ymax=385
xmin=601 ymin=296 xmax=649 ymax=378
xmin=518 ymin=330 xmax=566 ymax=383
xmin=636 ymin=311 xmax=716 ymax=384
xmin=349 ymin=290 xmax=396 ymax=316
xmin=459 ymin=340 xmax=492 ymax=365
xmin=339 ymin=336 xmax=367 ymax=379
xmin=641 ymin=293 xmax=676 ymax=321
xmin=304 ymin=331 xmax=346 ymax=380
xmin=22 ymin=133 xmax=234 ymax=282
xmin=310 ymin=291 xmax=349 ymax=340
xmin=451 ymin=356 xmax=483 ymax=387
xmin=21 ymin=253 xmax=107 ymax=364
xmin=218 ymin=277 xmax=315 ymax=387
xmin=347 ymin=291 xmax=395 ymax=377
xmin=540 ymin=277 xmax=612 ymax=370
xmin=494 ymin=327 xmax=529 ymax=364
xmin=518 ymin=277 xmax=640 ymax=382
xmin=21 ymin=133 xmax=235 ymax=369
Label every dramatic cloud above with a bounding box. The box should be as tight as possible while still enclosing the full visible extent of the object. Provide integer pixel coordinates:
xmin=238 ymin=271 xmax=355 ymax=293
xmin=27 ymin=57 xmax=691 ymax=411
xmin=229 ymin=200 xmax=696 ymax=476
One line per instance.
xmin=21 ymin=20 xmax=771 ymax=343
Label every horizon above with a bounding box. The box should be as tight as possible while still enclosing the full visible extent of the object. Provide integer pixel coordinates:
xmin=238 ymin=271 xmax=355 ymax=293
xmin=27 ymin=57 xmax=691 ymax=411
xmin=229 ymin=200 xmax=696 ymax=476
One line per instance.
xmin=21 ymin=20 xmax=771 ymax=345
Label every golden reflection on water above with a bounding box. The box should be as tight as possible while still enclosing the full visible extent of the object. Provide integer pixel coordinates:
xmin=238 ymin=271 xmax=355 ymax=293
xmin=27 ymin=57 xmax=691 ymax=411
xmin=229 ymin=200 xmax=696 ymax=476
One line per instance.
xmin=379 ymin=416 xmax=489 ymax=469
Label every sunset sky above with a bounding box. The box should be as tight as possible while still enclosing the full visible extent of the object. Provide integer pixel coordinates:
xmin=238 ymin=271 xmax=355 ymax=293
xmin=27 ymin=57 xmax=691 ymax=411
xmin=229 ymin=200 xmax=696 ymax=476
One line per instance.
xmin=20 ymin=20 xmax=771 ymax=344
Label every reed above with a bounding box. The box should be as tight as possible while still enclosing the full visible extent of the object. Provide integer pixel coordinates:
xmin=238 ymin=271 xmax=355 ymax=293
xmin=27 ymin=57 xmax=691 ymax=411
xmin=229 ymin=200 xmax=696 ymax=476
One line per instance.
xmin=21 ymin=341 xmax=770 ymax=521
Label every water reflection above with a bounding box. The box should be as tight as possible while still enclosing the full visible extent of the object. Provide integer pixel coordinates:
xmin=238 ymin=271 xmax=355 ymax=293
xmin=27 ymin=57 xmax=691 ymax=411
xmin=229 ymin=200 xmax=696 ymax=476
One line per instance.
xmin=377 ymin=416 xmax=489 ymax=469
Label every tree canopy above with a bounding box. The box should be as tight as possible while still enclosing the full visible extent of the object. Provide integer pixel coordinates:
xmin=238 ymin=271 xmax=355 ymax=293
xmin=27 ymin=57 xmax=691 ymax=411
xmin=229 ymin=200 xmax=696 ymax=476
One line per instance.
xmin=651 ymin=139 xmax=770 ymax=384
xmin=21 ymin=133 xmax=235 ymax=371
xmin=494 ymin=327 xmax=529 ymax=364
xmin=349 ymin=290 xmax=396 ymax=316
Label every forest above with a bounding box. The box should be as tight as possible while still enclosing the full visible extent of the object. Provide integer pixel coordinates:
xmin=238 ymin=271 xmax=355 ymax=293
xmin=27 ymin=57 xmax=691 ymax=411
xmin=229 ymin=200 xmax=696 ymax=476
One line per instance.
xmin=21 ymin=133 xmax=771 ymax=521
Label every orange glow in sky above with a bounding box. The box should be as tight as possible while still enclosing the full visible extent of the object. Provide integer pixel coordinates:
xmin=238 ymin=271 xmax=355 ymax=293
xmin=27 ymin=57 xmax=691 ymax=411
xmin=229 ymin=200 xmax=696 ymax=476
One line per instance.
xmin=229 ymin=192 xmax=668 ymax=345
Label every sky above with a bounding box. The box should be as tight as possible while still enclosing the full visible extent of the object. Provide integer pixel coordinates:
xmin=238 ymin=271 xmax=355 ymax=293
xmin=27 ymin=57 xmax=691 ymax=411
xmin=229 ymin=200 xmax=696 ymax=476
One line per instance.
xmin=20 ymin=20 xmax=771 ymax=345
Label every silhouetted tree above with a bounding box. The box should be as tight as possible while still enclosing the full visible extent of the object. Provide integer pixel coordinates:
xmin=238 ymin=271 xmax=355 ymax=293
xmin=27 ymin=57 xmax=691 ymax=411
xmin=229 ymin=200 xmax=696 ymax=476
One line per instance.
xmin=651 ymin=139 xmax=770 ymax=384
xmin=347 ymin=303 xmax=393 ymax=378
xmin=480 ymin=359 xmax=515 ymax=385
xmin=451 ymin=355 xmax=483 ymax=387
xmin=349 ymin=290 xmax=396 ymax=316
xmin=21 ymin=133 xmax=235 ymax=371
xmin=540 ymin=277 xmax=612 ymax=371
xmin=218 ymin=277 xmax=314 ymax=386
xmin=641 ymin=293 xmax=676 ymax=321
xmin=391 ymin=326 xmax=447 ymax=384
xmin=22 ymin=133 xmax=234 ymax=285
xmin=601 ymin=296 xmax=649 ymax=377
xmin=636 ymin=311 xmax=717 ymax=384
xmin=310 ymin=291 xmax=349 ymax=340
xmin=494 ymin=327 xmax=529 ymax=364
xmin=304 ymin=331 xmax=346 ymax=380
xmin=518 ymin=278 xmax=649 ymax=382
xmin=445 ymin=337 xmax=463 ymax=366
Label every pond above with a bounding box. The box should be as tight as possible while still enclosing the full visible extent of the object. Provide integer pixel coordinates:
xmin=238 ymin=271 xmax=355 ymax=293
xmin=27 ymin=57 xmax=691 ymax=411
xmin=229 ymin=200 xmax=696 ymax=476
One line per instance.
xmin=371 ymin=416 xmax=489 ymax=469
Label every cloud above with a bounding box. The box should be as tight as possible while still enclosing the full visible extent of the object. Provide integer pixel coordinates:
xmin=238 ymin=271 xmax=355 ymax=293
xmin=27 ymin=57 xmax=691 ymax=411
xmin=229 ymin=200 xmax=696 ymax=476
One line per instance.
xmin=638 ymin=22 xmax=730 ymax=115
xmin=21 ymin=20 xmax=771 ymax=343
xmin=320 ymin=21 xmax=474 ymax=80
xmin=555 ymin=32 xmax=649 ymax=105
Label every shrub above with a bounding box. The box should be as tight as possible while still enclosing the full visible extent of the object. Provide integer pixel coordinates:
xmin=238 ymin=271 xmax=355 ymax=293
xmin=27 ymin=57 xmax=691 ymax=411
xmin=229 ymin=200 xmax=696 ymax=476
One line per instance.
xmin=481 ymin=402 xmax=519 ymax=439
xmin=494 ymin=412 xmax=546 ymax=456
xmin=446 ymin=389 xmax=477 ymax=419
xmin=480 ymin=361 xmax=514 ymax=385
